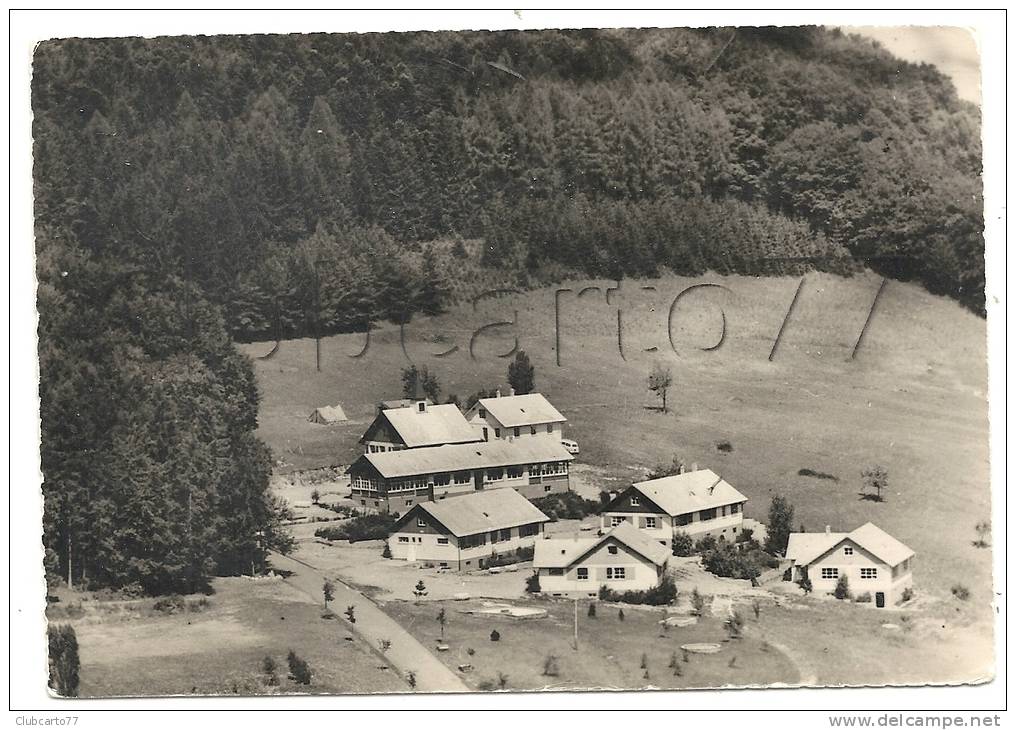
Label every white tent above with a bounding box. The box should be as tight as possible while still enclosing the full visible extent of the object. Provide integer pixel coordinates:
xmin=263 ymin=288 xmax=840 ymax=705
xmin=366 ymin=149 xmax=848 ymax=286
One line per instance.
xmin=308 ymin=404 xmax=348 ymax=424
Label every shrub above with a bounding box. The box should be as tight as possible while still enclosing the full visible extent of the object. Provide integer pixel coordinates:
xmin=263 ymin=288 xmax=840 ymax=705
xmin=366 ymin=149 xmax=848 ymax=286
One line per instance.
xmin=542 ymin=655 xmax=560 ymax=677
xmin=690 ymin=588 xmax=707 ymax=616
xmin=902 ymin=587 xmax=914 ymax=603
xmin=47 ymin=624 xmax=80 ymax=697
xmin=413 ymin=580 xmax=428 ymax=600
xmin=951 ymin=584 xmax=970 ymax=601
xmin=694 ymin=534 xmax=718 ymax=553
xmin=701 ymin=541 xmax=778 ymax=581
xmin=261 ymin=656 xmax=279 ymax=686
xmin=599 ymin=574 xmax=678 ymax=606
xmin=716 ymin=440 xmax=733 ymax=453
xmin=854 ymin=592 xmax=872 ymax=604
xmin=311 ymin=489 xmax=320 ymax=504
xmin=490 ymin=629 xmax=500 ymax=642
xmin=406 ymin=671 xmax=417 ymax=689
xmin=724 ymin=611 xmax=745 ymax=639
xmin=833 ymin=574 xmax=850 ymax=600
xmin=153 ymin=595 xmax=186 ymax=614
xmin=672 ymin=531 xmax=695 ymax=557
xmin=587 ymin=602 xmax=596 ymax=618
xmin=525 ymin=571 xmax=541 ymax=593
xmin=798 ymin=575 xmax=813 ymax=594
xmin=735 ymin=528 xmax=754 ymax=544
xmin=287 ymin=650 xmax=312 ymax=685
xmin=381 ymin=543 xmax=392 ymax=559
xmin=861 ymin=465 xmax=889 ymax=502
xmin=529 ymin=492 xmax=601 ymax=520
xmin=315 ymin=513 xmax=397 ymax=543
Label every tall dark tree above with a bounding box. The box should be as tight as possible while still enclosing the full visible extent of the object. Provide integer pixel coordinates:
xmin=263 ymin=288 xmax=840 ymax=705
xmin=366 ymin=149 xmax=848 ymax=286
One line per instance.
xmin=507 ymin=350 xmax=536 ymax=395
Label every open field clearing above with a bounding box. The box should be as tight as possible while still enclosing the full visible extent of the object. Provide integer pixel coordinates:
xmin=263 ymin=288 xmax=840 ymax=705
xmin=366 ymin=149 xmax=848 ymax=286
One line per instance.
xmin=245 ymin=273 xmax=991 ymax=606
xmin=50 ymin=577 xmax=407 ymax=697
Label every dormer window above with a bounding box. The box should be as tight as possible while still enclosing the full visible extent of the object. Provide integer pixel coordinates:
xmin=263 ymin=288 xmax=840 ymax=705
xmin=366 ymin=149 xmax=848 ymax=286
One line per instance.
xmin=479 ymin=408 xmax=486 ymax=419
xmin=630 ymin=495 xmax=641 ymax=506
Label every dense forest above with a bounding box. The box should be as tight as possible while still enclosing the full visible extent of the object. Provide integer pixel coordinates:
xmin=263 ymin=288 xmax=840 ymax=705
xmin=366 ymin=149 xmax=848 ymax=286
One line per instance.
xmin=34 ymin=27 xmax=982 ymax=592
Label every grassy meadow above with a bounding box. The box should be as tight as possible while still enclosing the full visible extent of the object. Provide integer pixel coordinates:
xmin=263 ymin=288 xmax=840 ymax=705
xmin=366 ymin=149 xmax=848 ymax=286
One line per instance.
xmin=242 ymin=272 xmax=991 ymax=609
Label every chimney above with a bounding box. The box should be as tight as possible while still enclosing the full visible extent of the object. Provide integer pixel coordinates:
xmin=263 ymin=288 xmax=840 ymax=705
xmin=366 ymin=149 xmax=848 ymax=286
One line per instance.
xmin=825 ymin=525 xmax=831 ymax=535
xmin=509 ymin=387 xmax=515 ymax=396
xmin=495 ymin=389 xmax=502 ymax=398
xmin=416 ymin=400 xmax=427 ymax=414
xmin=691 ymin=462 xmax=698 ymax=472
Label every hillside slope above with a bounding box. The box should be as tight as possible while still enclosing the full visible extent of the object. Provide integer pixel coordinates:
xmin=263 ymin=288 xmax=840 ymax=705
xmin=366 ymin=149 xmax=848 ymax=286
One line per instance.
xmin=244 ymin=272 xmax=989 ymax=600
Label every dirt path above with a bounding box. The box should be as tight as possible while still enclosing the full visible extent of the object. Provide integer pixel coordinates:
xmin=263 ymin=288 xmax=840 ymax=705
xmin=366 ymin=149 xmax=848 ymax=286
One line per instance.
xmin=269 ymin=552 xmax=469 ymax=693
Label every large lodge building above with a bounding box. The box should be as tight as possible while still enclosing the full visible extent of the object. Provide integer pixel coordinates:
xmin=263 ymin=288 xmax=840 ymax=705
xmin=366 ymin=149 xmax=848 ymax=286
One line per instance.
xmin=347 ymin=436 xmax=574 ymax=513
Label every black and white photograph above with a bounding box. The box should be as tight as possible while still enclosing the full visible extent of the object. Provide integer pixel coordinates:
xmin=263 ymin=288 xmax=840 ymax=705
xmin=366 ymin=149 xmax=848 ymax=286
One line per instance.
xmin=9 ymin=8 xmax=1006 ymax=719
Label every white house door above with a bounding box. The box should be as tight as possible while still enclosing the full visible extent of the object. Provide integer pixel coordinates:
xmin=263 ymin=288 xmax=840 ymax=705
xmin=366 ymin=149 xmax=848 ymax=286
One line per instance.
xmin=407 ymin=544 xmax=416 ymax=562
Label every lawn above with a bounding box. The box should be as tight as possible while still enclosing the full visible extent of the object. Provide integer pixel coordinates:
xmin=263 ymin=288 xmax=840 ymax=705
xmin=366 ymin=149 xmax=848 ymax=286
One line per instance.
xmin=243 ymin=272 xmax=992 ymax=607
xmin=382 ymin=597 xmax=799 ymax=691
xmin=52 ymin=577 xmax=407 ymax=697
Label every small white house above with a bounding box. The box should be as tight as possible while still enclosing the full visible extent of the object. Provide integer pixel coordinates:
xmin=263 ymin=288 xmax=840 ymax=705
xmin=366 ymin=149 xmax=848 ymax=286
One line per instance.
xmin=600 ymin=468 xmax=748 ymax=544
xmin=533 ymin=521 xmax=671 ymax=598
xmin=386 ymin=488 xmax=550 ymax=571
xmin=465 ymin=391 xmax=567 ymax=443
xmin=786 ymin=522 xmax=915 ymax=608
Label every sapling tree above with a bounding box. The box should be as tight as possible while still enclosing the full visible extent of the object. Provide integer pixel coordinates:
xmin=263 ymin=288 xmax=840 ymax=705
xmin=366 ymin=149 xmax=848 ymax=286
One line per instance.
xmin=648 ymin=362 xmax=674 ymax=413
xmin=322 ymin=579 xmax=335 ymax=610
xmin=436 ymin=607 xmax=447 ymax=638
xmin=345 ymin=605 xmax=356 ymax=623
xmin=861 ymin=465 xmax=889 ymax=502
xmin=413 ymin=580 xmax=428 ymax=601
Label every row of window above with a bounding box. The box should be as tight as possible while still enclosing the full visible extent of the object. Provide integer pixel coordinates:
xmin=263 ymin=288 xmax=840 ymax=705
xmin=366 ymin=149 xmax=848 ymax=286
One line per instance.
xmin=485 ymin=423 xmax=555 ymax=438
xmin=398 ymin=536 xmax=450 ymax=545
xmin=820 ymin=567 xmax=879 ymax=580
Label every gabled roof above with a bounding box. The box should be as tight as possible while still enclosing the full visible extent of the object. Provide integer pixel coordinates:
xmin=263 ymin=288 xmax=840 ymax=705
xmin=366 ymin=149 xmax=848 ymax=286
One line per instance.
xmin=380 ymin=398 xmax=432 ymax=410
xmin=533 ymin=521 xmax=671 ymax=569
xmin=405 ymin=489 xmax=550 ymax=537
xmin=474 ymin=393 xmax=566 ymax=428
xmin=786 ymin=522 xmax=915 ymax=567
xmin=628 ymin=469 xmax=747 ymax=517
xmin=362 ymin=403 xmax=480 ymax=448
xmin=351 ymin=438 xmax=574 ymax=479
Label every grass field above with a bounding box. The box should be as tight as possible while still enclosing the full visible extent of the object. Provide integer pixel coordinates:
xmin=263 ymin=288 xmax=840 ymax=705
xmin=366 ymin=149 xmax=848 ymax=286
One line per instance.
xmin=51 ymin=577 xmax=407 ymax=697
xmin=243 ymin=272 xmax=991 ymax=606
xmin=383 ymin=597 xmax=799 ymax=691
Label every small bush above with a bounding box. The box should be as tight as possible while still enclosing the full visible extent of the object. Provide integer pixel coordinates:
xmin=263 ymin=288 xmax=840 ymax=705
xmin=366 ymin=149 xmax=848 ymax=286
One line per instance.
xmin=587 ymin=602 xmax=596 ymax=618
xmin=525 ymin=571 xmax=541 ymax=593
xmin=529 ymin=492 xmax=601 ymax=520
xmin=618 ymin=608 xmax=625 ymax=621
xmin=287 ymin=650 xmax=312 ymax=685
xmin=834 ymin=574 xmax=850 ymax=600
xmin=406 ymin=671 xmax=417 ymax=689
xmin=672 ymin=531 xmax=695 ymax=557
xmin=598 ymin=574 xmax=678 ymax=606
xmin=542 ymin=654 xmax=560 ymax=677
xmin=690 ymin=588 xmax=707 ymax=616
xmin=716 ymin=440 xmax=733 ymax=453
xmin=47 ymin=624 xmax=80 ymax=697
xmin=854 ymin=592 xmax=872 ymax=604
xmin=724 ymin=611 xmax=745 ymax=639
xmin=951 ymin=584 xmax=970 ymax=601
xmin=902 ymin=587 xmax=914 ymax=603
xmin=490 ymin=630 xmax=500 ymax=642
xmin=315 ymin=513 xmax=397 ymax=543
xmin=798 ymin=575 xmax=813 ymax=594
xmin=701 ymin=540 xmax=778 ymax=581
xmin=381 ymin=543 xmax=392 ymax=559
xmin=261 ymin=656 xmax=279 ymax=686
xmin=153 ymin=595 xmax=186 ymax=614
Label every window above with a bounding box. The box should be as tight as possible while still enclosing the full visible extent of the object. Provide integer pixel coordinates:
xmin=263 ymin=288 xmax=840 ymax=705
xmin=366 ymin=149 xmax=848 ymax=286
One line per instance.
xmin=544 ymin=485 xmax=551 ymax=492
xmin=630 ymin=495 xmax=641 ymax=506
xmin=519 ymin=523 xmax=539 ymax=537
xmin=361 ymin=500 xmax=366 ymax=506
xmin=844 ymin=546 xmax=854 ymax=556
xmin=417 ymin=518 xmax=426 ymax=528
xmin=645 ymin=517 xmax=657 ymax=529
xmin=860 ymin=568 xmax=878 ymax=580
xmin=433 ymin=473 xmax=450 ymax=486
xmin=500 ymin=528 xmax=512 ymax=542
xmin=453 ymin=471 xmax=472 ymax=485
xmin=548 ymin=568 xmax=564 ymax=576
xmin=546 ymin=424 xmax=553 ymax=434
xmin=607 ymin=567 xmax=626 ymax=580
xmin=610 ymin=516 xmax=625 ymax=527
xmin=530 ymin=426 xmax=537 ymax=435
xmin=514 ymin=427 xmax=520 ymax=437
xmin=730 ymin=503 xmax=741 ymax=514
xmin=482 ymin=427 xmax=488 ymax=441
xmin=821 ymin=567 xmax=839 ymax=580
xmin=437 ymin=538 xmax=449 ymax=545
xmin=607 ymin=545 xmax=619 ymax=555
xmin=479 ymin=408 xmax=486 ymax=419
xmin=576 ymin=567 xmax=589 ymax=581
xmin=495 ymin=428 xmax=501 ymax=438
xmin=398 ymin=537 xmax=409 ymax=543
xmin=676 ymin=513 xmax=692 ymax=526
xmin=486 ymin=468 xmax=504 ymax=481
xmin=405 ymin=500 xmax=413 ymax=506
xmin=700 ymin=508 xmax=717 ymax=521
xmin=507 ymin=466 xmax=524 ymax=479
